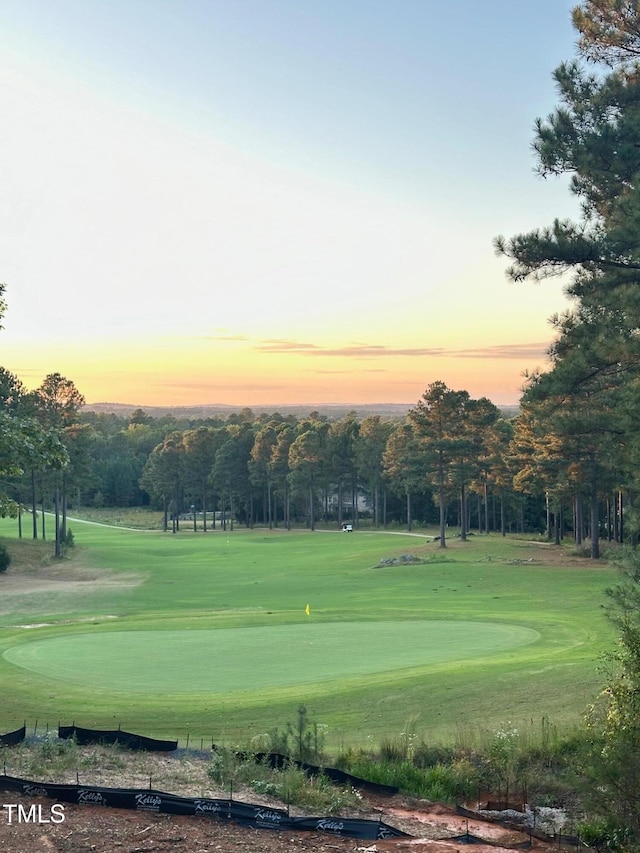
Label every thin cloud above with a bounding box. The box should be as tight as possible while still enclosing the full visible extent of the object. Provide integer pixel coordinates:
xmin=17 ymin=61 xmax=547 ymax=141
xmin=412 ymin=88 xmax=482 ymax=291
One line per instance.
xmin=255 ymin=339 xmax=549 ymax=360
xmin=257 ymin=339 xmax=322 ymax=351
xmin=201 ymin=334 xmax=249 ymax=342
xmin=451 ymin=343 xmax=550 ymax=360
xmin=255 ymin=340 xmax=443 ymax=357
xmin=308 ymin=368 xmax=387 ymax=374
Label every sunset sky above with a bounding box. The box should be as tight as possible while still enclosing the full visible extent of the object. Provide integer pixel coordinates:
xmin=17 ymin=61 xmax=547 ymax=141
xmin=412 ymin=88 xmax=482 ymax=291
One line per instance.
xmin=0 ymin=0 xmax=580 ymax=408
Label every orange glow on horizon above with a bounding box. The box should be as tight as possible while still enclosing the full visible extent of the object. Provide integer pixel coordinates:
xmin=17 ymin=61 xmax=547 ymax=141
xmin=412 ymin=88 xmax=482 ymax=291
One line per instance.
xmin=4 ymin=333 xmax=550 ymax=408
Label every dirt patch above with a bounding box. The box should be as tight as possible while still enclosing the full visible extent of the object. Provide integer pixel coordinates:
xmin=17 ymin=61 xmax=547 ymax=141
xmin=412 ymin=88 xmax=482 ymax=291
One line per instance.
xmin=0 ymin=799 xmax=363 ymax=852
xmin=514 ymin=541 xmax=608 ymax=569
xmin=0 ymin=794 xmax=563 ymax=853
xmin=14 ymin=616 xmax=120 ymax=630
xmin=0 ymin=562 xmax=142 ymax=617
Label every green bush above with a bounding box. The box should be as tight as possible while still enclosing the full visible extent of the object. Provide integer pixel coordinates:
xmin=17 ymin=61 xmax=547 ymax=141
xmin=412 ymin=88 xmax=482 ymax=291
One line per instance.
xmin=207 ymin=751 xmax=360 ymax=814
xmin=343 ymin=756 xmax=474 ymax=802
xmin=0 ymin=542 xmax=11 ymax=573
xmin=207 ymin=746 xmax=269 ymax=787
xmin=577 ymin=818 xmax=633 ymax=852
xmin=379 ymin=736 xmax=409 ymax=762
xmin=252 ymin=766 xmax=361 ymax=813
xmin=264 ymin=705 xmax=325 ymax=763
xmin=413 ymin=743 xmax=457 ymax=768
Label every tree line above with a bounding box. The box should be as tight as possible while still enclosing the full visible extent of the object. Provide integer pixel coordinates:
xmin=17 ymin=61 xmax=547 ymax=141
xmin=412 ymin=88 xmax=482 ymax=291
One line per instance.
xmin=0 ymin=361 xmax=635 ymax=552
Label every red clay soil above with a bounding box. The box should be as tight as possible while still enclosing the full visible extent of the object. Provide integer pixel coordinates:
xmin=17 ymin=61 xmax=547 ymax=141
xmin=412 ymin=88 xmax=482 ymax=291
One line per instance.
xmin=0 ymin=792 xmax=561 ymax=853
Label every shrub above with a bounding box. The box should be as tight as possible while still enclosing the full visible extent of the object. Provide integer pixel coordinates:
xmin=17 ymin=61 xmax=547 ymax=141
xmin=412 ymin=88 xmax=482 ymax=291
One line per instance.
xmin=0 ymin=542 xmax=10 ymax=573
xmin=252 ymin=766 xmax=361 ymax=814
xmin=577 ymin=818 xmax=633 ymax=852
xmin=379 ymin=737 xmax=409 ymax=762
xmin=413 ymin=743 xmax=457 ymax=768
xmin=264 ymin=705 xmax=326 ymax=763
xmin=287 ymin=704 xmax=325 ymax=763
xmin=207 ymin=750 xmax=360 ymax=814
xmin=207 ymin=746 xmax=266 ymax=787
xmin=265 ymin=726 xmax=291 ymax=757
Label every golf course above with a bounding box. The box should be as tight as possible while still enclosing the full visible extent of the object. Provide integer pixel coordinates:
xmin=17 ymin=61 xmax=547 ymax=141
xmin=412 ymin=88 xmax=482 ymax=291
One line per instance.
xmin=0 ymin=518 xmax=616 ymax=751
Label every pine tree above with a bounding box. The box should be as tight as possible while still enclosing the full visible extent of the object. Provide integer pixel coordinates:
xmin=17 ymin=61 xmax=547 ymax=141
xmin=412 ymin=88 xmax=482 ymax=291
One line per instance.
xmin=496 ymin=1 xmax=640 ymax=545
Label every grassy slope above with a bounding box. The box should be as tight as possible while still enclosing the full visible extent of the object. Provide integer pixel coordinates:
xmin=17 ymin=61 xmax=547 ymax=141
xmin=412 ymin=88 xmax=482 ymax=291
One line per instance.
xmin=0 ymin=518 xmax=615 ymax=749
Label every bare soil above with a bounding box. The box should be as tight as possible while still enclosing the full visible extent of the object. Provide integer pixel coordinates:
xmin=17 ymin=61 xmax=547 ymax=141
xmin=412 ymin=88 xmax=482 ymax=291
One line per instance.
xmin=0 ymin=558 xmax=141 ymax=620
xmin=0 ymin=791 xmax=559 ymax=853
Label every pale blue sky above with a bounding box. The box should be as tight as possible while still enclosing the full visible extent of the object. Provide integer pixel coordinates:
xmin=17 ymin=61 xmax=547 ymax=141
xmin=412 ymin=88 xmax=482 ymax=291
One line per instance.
xmin=0 ymin=1 xmax=582 ymax=405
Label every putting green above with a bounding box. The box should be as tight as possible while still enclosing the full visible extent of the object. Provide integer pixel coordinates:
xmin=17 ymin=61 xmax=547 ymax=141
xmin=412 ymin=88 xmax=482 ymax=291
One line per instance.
xmin=4 ymin=621 xmax=539 ymax=695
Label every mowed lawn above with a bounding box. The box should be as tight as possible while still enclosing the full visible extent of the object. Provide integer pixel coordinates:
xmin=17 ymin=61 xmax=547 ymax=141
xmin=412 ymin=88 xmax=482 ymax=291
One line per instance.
xmin=0 ymin=518 xmax=616 ymax=750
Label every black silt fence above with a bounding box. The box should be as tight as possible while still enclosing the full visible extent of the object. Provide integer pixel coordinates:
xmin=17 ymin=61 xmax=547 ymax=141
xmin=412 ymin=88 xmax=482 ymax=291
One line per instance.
xmin=0 ymin=725 xmax=26 ymax=747
xmin=0 ymin=775 xmax=410 ymax=840
xmin=299 ymin=759 xmax=399 ymax=796
xmin=229 ymin=751 xmax=399 ymax=797
xmin=56 ymin=731 xmax=395 ymax=796
xmin=58 ymin=725 xmax=177 ymax=752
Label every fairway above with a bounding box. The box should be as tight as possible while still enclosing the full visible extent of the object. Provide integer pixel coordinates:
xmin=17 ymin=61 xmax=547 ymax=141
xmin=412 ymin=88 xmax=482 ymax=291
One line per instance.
xmin=2 ymin=621 xmax=539 ymax=693
xmin=0 ymin=518 xmax=616 ymax=746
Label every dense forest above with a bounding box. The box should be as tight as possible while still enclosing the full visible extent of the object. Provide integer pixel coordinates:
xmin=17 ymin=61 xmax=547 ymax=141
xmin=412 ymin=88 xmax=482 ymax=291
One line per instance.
xmin=0 ymin=364 xmax=631 ymax=557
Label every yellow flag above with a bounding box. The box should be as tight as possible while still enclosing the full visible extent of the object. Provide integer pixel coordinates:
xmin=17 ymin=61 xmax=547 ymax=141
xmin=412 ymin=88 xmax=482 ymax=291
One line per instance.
xmin=305 ymin=604 xmax=310 ymax=616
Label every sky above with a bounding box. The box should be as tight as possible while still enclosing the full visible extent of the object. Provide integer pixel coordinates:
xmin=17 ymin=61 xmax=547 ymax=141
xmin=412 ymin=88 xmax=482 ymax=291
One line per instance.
xmin=0 ymin=0 xmax=582 ymax=408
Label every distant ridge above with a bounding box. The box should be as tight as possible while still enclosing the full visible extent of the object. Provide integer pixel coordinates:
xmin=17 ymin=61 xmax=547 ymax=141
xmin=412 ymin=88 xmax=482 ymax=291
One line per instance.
xmin=83 ymin=402 xmax=415 ymax=420
xmin=84 ymin=402 xmax=520 ymax=420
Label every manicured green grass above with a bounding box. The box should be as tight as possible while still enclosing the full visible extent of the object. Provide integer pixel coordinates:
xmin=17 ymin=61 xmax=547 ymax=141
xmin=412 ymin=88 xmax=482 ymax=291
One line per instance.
xmin=3 ymin=621 xmax=539 ymax=692
xmin=0 ymin=518 xmax=616 ymax=751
